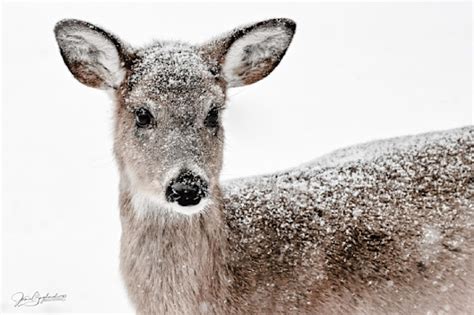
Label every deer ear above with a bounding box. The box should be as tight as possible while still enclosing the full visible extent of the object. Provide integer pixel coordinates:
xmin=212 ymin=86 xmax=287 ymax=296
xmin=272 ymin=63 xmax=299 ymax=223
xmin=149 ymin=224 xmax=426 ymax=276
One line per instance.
xmin=54 ymin=19 xmax=130 ymax=90
xmin=200 ymin=18 xmax=296 ymax=88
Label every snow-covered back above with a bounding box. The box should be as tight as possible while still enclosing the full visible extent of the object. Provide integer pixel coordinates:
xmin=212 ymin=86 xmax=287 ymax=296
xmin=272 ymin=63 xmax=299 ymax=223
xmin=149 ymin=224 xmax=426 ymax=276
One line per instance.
xmin=222 ymin=126 xmax=473 ymax=313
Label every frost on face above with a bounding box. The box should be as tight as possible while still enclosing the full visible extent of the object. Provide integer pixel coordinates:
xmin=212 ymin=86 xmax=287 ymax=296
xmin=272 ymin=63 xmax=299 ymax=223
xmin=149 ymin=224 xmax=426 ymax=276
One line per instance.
xmin=128 ymin=42 xmax=216 ymax=96
xmin=110 ymin=19 xmax=296 ymax=217
xmin=114 ymin=41 xmax=227 ymax=217
xmin=55 ymin=18 xmax=296 ymax=217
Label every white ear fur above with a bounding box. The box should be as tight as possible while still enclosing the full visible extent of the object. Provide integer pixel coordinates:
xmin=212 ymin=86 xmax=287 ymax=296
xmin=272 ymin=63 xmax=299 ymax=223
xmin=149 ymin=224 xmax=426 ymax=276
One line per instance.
xmin=223 ymin=24 xmax=295 ymax=87
xmin=54 ymin=19 xmax=127 ymax=90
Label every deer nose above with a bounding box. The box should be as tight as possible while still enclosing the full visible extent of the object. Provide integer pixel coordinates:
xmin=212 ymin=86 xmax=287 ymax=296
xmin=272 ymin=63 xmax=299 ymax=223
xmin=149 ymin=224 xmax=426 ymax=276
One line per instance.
xmin=165 ymin=170 xmax=208 ymax=207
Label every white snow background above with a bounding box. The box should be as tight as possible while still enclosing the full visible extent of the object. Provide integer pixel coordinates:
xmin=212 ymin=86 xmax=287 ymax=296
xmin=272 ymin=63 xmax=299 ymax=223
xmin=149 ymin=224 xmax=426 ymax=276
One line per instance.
xmin=2 ymin=1 xmax=472 ymax=313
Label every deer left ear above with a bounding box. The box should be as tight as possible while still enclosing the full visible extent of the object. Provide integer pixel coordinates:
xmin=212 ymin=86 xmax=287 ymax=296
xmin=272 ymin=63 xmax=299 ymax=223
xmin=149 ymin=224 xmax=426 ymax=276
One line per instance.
xmin=54 ymin=19 xmax=130 ymax=90
xmin=200 ymin=18 xmax=296 ymax=88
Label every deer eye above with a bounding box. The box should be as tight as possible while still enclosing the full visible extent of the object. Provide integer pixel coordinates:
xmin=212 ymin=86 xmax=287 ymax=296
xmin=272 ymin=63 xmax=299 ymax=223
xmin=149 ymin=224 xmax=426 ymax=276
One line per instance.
xmin=204 ymin=107 xmax=219 ymax=128
xmin=135 ymin=107 xmax=153 ymax=128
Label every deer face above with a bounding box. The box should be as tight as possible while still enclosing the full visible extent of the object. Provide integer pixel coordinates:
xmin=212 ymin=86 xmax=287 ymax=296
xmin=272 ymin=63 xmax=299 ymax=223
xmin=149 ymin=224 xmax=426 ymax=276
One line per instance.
xmin=55 ymin=18 xmax=295 ymax=216
xmin=116 ymin=43 xmax=226 ymax=214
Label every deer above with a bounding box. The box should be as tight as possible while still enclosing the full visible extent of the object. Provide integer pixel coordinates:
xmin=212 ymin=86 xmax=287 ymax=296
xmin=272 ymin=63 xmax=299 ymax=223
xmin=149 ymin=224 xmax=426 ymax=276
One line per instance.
xmin=54 ymin=18 xmax=473 ymax=314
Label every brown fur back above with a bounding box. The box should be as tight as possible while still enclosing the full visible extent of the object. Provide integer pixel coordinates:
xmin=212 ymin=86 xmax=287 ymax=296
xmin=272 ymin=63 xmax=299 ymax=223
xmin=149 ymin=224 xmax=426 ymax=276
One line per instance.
xmin=223 ymin=126 xmax=473 ymax=314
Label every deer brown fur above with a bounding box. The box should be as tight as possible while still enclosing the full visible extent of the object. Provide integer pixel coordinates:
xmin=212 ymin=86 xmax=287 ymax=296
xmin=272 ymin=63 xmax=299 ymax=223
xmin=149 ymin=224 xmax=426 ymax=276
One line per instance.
xmin=54 ymin=18 xmax=473 ymax=314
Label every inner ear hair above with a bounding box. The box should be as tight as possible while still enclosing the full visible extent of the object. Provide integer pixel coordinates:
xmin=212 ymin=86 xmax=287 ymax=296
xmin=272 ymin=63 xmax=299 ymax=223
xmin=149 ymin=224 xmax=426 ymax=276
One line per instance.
xmin=54 ymin=19 xmax=132 ymax=90
xmin=199 ymin=18 xmax=296 ymax=88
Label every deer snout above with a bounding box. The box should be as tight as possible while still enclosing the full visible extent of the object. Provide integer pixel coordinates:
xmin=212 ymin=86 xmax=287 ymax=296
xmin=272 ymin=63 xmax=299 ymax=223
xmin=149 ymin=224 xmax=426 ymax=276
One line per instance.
xmin=165 ymin=170 xmax=208 ymax=207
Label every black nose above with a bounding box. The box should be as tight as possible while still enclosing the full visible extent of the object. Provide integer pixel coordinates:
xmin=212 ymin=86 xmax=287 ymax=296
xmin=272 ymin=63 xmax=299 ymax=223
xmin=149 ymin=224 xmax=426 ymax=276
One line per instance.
xmin=165 ymin=171 xmax=208 ymax=207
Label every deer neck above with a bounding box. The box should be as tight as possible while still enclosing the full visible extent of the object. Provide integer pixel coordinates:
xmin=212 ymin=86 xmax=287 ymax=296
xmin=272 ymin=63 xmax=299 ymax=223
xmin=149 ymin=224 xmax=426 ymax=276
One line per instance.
xmin=118 ymin=180 xmax=230 ymax=314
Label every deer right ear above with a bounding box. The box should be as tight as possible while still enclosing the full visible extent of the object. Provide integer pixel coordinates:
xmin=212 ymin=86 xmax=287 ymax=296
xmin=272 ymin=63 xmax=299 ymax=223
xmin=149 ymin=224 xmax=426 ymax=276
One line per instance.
xmin=54 ymin=19 xmax=130 ymax=90
xmin=200 ymin=18 xmax=296 ymax=88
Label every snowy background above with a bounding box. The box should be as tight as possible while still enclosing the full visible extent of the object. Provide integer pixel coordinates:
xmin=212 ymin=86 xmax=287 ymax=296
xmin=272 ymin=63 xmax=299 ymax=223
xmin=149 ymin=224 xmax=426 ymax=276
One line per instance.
xmin=2 ymin=1 xmax=472 ymax=313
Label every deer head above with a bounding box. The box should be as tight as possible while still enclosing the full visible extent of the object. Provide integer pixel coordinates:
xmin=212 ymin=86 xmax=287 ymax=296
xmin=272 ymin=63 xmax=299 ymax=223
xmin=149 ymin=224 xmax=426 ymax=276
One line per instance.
xmin=54 ymin=18 xmax=296 ymax=216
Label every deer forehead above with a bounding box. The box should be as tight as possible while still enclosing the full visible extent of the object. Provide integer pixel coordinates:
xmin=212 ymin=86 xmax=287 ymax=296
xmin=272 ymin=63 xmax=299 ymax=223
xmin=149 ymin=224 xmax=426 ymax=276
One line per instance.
xmin=126 ymin=42 xmax=223 ymax=103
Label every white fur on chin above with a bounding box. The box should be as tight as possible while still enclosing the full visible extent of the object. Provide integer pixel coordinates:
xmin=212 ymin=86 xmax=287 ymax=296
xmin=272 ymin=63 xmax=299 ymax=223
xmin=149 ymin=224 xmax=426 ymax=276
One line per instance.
xmin=131 ymin=190 xmax=210 ymax=218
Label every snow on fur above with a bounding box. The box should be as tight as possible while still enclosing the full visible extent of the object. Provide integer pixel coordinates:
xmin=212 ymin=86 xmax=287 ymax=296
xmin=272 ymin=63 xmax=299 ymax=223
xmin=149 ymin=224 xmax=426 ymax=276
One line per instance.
xmin=54 ymin=17 xmax=473 ymax=314
xmin=222 ymin=126 xmax=473 ymax=313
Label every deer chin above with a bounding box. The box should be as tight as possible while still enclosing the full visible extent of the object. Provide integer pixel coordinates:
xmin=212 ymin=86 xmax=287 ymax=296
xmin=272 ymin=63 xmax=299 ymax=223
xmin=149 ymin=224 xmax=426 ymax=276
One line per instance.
xmin=122 ymin=165 xmax=211 ymax=218
xmin=130 ymin=189 xmax=211 ymax=218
